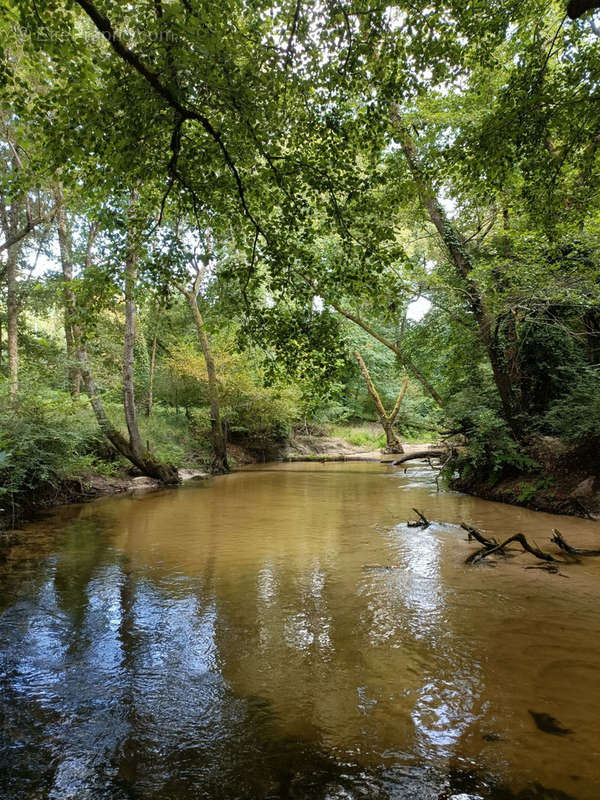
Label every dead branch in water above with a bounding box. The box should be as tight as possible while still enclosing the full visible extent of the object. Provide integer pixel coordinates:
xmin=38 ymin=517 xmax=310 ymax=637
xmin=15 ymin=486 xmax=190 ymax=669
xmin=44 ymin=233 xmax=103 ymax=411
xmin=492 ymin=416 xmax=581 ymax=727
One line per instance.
xmin=460 ymin=522 xmax=496 ymax=548
xmin=404 ymin=516 xmax=585 ymax=574
xmin=407 ymin=508 xmax=430 ymax=528
xmin=551 ymin=529 xmax=600 ymax=557
xmin=525 ymin=564 xmax=569 ymax=577
xmin=468 ymin=533 xmax=558 ymax=564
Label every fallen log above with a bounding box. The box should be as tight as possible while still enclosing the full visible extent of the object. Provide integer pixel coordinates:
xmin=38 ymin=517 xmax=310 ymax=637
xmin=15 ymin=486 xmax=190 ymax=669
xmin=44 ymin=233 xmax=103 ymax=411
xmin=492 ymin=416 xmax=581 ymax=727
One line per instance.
xmin=551 ymin=528 xmax=600 ymax=557
xmin=468 ymin=533 xmax=558 ymax=564
xmin=390 ymin=449 xmax=446 ymax=466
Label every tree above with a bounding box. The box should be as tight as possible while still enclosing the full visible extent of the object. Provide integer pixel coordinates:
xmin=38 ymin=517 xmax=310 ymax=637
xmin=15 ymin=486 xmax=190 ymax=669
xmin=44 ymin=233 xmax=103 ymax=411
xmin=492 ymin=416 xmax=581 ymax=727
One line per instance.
xmin=354 ymin=351 xmax=408 ymax=452
xmin=175 ymin=244 xmax=229 ymax=474
xmin=55 ymin=193 xmax=179 ymax=483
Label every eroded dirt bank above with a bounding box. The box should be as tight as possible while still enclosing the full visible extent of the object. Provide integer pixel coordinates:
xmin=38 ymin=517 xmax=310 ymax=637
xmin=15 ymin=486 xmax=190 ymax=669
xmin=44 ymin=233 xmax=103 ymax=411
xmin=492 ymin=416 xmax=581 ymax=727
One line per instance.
xmin=451 ymin=436 xmax=600 ymax=521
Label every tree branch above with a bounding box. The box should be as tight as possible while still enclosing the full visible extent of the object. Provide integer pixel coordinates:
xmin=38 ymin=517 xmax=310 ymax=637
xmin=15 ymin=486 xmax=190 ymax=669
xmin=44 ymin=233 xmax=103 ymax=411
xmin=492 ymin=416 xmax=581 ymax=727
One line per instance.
xmin=73 ymin=0 xmax=267 ymax=240
xmin=0 ymin=207 xmax=57 ymax=259
xmin=567 ymin=0 xmax=600 ymax=19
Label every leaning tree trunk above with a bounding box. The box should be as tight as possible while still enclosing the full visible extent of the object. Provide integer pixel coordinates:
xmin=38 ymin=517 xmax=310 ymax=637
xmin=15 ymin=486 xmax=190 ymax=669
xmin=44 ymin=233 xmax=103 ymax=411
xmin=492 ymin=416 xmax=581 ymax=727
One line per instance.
xmin=77 ymin=343 xmax=178 ymax=482
xmin=186 ymin=292 xmax=229 ymax=473
xmin=393 ymin=111 xmax=525 ymax=441
xmin=56 ymin=198 xmax=178 ymax=483
xmin=332 ymin=299 xmax=445 ymax=408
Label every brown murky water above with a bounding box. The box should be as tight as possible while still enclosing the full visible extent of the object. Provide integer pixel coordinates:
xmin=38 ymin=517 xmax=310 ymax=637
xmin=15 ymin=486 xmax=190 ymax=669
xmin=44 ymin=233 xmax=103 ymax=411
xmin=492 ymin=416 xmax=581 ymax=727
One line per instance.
xmin=1 ymin=461 xmax=600 ymax=799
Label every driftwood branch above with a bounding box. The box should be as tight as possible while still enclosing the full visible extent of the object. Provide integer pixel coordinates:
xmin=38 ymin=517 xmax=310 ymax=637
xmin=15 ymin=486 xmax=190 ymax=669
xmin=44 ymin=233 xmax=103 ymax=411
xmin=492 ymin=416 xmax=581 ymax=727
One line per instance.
xmin=468 ymin=533 xmax=558 ymax=564
xmin=460 ymin=522 xmax=496 ymax=548
xmin=407 ymin=508 xmax=430 ymax=528
xmin=551 ymin=529 xmax=600 ymax=556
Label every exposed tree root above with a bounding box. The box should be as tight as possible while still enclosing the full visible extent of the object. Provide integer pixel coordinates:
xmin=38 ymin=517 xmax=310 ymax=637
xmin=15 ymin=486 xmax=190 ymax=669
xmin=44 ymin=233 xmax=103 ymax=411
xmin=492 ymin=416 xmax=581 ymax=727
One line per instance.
xmin=551 ymin=528 xmax=600 ymax=557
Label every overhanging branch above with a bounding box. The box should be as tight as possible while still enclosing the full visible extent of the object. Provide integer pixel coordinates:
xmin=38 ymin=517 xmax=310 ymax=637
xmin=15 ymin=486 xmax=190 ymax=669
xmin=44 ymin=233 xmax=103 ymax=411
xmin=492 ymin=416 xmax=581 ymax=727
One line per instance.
xmin=73 ymin=0 xmax=267 ymax=240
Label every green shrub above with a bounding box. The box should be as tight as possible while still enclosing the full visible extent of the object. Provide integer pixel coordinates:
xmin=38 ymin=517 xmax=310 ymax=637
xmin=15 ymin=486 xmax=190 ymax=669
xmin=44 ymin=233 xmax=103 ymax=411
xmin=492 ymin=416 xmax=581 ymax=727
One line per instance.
xmin=544 ymin=369 xmax=600 ymax=442
xmin=0 ymin=390 xmax=99 ymax=513
xmin=445 ymin=405 xmax=538 ymax=486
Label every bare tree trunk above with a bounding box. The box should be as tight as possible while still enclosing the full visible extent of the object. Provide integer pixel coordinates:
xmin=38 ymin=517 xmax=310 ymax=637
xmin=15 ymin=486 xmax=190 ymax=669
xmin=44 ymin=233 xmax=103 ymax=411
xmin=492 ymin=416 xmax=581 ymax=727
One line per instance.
xmin=354 ymin=350 xmax=406 ymax=454
xmin=55 ymin=190 xmax=82 ymax=396
xmin=186 ymin=291 xmax=229 ymax=472
xmin=6 ymin=243 xmax=18 ymax=398
xmin=122 ymin=188 xmax=145 ymax=459
xmin=393 ymin=110 xmax=524 ymax=440
xmin=146 ymin=306 xmax=161 ymax=417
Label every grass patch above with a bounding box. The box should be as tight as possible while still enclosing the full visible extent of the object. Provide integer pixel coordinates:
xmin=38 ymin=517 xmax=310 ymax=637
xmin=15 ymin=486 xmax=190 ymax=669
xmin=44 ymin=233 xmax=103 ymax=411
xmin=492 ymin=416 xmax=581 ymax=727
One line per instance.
xmin=327 ymin=423 xmax=435 ymax=449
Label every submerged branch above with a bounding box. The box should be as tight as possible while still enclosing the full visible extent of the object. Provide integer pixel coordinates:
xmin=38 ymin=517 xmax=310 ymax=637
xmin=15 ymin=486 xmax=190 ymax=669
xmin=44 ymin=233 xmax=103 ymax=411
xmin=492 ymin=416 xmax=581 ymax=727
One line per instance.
xmin=468 ymin=533 xmax=558 ymax=564
xmin=460 ymin=522 xmax=496 ymax=548
xmin=407 ymin=508 xmax=430 ymax=528
xmin=551 ymin=529 xmax=600 ymax=556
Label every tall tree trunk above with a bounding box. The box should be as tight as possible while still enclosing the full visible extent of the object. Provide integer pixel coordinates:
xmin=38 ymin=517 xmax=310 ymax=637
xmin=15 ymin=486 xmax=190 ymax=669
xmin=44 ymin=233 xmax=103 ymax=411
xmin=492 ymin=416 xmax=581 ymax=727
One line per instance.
xmin=122 ymin=188 xmax=145 ymax=459
xmin=55 ymin=190 xmax=82 ymax=396
xmin=186 ymin=291 xmax=229 ymax=473
xmin=56 ymin=202 xmax=178 ymax=483
xmin=393 ymin=111 xmax=525 ymax=440
xmin=354 ymin=350 xmax=407 ymax=454
xmin=146 ymin=306 xmax=161 ymax=416
xmin=1 ymin=197 xmax=21 ymax=399
xmin=6 ymin=242 xmax=18 ymax=398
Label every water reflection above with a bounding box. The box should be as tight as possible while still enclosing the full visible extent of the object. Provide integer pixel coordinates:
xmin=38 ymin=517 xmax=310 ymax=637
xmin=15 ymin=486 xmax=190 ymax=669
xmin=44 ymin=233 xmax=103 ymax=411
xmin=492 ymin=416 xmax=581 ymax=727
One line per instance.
xmin=1 ymin=463 xmax=599 ymax=799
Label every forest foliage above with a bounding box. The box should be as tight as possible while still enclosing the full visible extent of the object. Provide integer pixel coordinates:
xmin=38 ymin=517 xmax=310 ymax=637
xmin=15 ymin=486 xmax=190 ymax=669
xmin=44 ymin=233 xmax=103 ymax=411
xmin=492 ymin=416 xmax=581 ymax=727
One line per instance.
xmin=0 ymin=0 xmax=599 ymax=512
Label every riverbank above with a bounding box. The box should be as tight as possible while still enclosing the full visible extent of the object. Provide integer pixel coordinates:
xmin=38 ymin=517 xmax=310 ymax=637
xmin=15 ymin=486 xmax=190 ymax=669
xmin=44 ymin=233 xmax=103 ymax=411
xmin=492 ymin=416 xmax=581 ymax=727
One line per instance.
xmin=283 ymin=431 xmax=600 ymax=520
xmin=3 ymin=425 xmax=598 ymax=531
xmin=450 ymin=436 xmax=600 ymax=521
xmin=0 ymin=468 xmax=208 ymax=532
